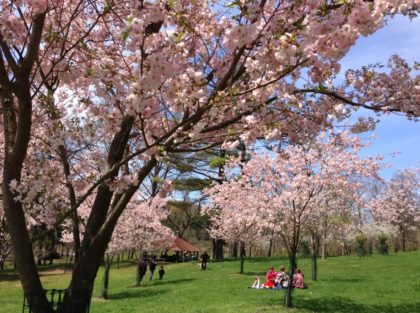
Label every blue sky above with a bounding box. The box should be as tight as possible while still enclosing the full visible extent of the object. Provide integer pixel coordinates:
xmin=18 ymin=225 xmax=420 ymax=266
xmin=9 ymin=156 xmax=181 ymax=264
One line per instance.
xmin=339 ymin=15 xmax=420 ymax=180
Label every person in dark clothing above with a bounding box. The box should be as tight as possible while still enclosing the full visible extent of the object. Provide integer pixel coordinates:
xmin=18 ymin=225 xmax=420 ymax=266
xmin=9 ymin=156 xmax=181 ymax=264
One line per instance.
xmin=200 ymin=251 xmax=209 ymax=270
xmin=149 ymin=258 xmax=157 ymax=280
xmin=137 ymin=259 xmax=147 ymax=286
xmin=158 ymin=265 xmax=165 ymax=280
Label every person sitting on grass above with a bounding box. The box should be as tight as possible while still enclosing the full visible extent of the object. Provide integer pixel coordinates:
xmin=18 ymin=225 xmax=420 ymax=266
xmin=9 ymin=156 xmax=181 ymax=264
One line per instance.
xmin=275 ymin=266 xmax=289 ymax=289
xmin=264 ymin=267 xmax=277 ymax=289
xmin=293 ymin=269 xmax=306 ymax=289
xmin=250 ymin=276 xmax=262 ymax=289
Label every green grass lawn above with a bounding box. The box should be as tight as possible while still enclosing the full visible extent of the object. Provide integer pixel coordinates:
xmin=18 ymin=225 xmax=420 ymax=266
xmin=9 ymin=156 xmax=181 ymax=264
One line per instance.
xmin=1 ymin=251 xmax=420 ymax=313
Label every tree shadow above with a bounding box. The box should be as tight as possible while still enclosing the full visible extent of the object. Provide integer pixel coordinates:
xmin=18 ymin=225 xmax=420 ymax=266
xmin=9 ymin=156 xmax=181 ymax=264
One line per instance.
xmin=296 ymin=297 xmax=420 ymax=313
xmin=108 ymin=288 xmax=170 ymax=300
xmin=128 ymin=278 xmax=196 ymax=289
xmin=0 ymin=270 xmax=19 ymax=282
xmin=243 ymin=271 xmax=266 ymax=277
xmin=149 ymin=278 xmax=196 ymax=286
xmin=321 ymin=278 xmax=364 ymax=283
xmin=246 ymin=257 xmax=288 ymax=263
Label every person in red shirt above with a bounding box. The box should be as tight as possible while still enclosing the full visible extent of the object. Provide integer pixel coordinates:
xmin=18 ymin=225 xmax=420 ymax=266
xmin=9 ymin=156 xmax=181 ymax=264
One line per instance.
xmin=264 ymin=267 xmax=277 ymax=288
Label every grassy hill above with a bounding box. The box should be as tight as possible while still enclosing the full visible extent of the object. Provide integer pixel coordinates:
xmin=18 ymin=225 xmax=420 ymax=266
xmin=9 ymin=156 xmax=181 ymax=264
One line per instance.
xmin=1 ymin=251 xmax=420 ymax=313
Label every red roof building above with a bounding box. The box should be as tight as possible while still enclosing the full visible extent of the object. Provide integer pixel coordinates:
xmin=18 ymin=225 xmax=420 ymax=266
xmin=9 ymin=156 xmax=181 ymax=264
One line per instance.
xmin=169 ymin=237 xmax=201 ymax=252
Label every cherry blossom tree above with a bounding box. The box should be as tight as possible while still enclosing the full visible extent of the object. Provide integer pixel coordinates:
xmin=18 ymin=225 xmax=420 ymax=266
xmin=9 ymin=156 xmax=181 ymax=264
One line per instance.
xmin=101 ymin=196 xmax=173 ymax=298
xmin=1 ymin=1 xmax=419 ymax=312
xmin=369 ymin=168 xmax=420 ymax=252
xmin=206 ymin=132 xmax=382 ymax=306
xmin=204 ymin=185 xmax=267 ymax=274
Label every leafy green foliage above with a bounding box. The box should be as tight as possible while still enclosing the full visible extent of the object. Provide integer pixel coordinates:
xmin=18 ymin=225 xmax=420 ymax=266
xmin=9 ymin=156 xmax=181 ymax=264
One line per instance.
xmin=377 ymin=234 xmax=389 ymax=255
xmin=172 ymin=178 xmax=211 ymax=192
xmin=209 ymin=157 xmax=226 ymax=169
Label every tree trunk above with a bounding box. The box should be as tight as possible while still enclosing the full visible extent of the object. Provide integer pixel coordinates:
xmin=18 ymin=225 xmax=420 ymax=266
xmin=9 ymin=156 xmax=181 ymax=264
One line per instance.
xmin=2 ymin=88 xmax=53 ymax=313
xmin=311 ymin=253 xmax=317 ymax=281
xmin=267 ymin=238 xmax=273 ymax=257
xmin=213 ymin=239 xmax=224 ymax=260
xmin=101 ymin=255 xmax=111 ymax=299
xmin=231 ymin=242 xmax=238 ymax=258
xmin=136 ymin=261 xmax=142 ymax=287
xmin=311 ymin=232 xmax=318 ymax=281
xmin=284 ymin=252 xmax=297 ymax=308
xmin=321 ymin=226 xmax=327 ymax=260
xmin=58 ymin=144 xmax=81 ymax=261
xmin=402 ymin=230 xmax=406 ymax=252
xmin=239 ymin=242 xmax=245 ymax=274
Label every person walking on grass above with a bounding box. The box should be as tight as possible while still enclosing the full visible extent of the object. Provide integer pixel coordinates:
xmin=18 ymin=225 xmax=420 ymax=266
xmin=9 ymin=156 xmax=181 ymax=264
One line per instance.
xmin=200 ymin=251 xmax=209 ymax=270
xmin=149 ymin=258 xmax=157 ymax=280
xmin=137 ymin=259 xmax=147 ymax=286
xmin=158 ymin=265 xmax=165 ymax=280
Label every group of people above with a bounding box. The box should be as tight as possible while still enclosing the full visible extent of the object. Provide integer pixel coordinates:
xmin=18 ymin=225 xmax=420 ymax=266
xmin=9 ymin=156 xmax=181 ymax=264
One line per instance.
xmin=138 ymin=257 xmax=166 ymax=282
xmin=251 ymin=266 xmax=306 ymax=289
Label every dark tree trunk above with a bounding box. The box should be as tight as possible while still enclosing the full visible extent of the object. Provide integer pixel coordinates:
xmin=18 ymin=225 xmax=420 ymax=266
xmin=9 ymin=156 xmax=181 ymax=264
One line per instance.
xmin=311 ymin=254 xmax=317 ymax=281
xmin=101 ymin=255 xmax=111 ymax=299
xmin=136 ymin=261 xmax=142 ymax=287
xmin=402 ymin=230 xmax=406 ymax=252
xmin=239 ymin=242 xmax=245 ymax=274
xmin=213 ymin=239 xmax=224 ymax=260
xmin=231 ymin=242 xmax=238 ymax=258
xmin=268 ymin=238 xmax=273 ymax=257
xmin=311 ymin=232 xmax=318 ymax=281
xmin=284 ymin=252 xmax=297 ymax=309
xmin=2 ymin=87 xmax=53 ymax=312
xmin=0 ymin=260 xmax=4 ymax=271
xmin=321 ymin=225 xmax=327 ymax=260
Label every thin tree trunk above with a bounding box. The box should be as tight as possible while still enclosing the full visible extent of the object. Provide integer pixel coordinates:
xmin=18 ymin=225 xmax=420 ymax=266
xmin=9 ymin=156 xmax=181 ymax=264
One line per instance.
xmin=231 ymin=242 xmax=238 ymax=258
xmin=136 ymin=260 xmax=142 ymax=287
xmin=239 ymin=242 xmax=245 ymax=274
xmin=321 ymin=225 xmax=327 ymax=260
xmin=101 ymin=254 xmax=111 ymax=299
xmin=268 ymin=238 xmax=273 ymax=257
xmin=402 ymin=230 xmax=406 ymax=252
xmin=58 ymin=144 xmax=81 ymax=261
xmin=213 ymin=239 xmax=224 ymax=260
xmin=311 ymin=253 xmax=318 ymax=281
xmin=284 ymin=252 xmax=297 ymax=308
xmin=311 ymin=232 xmax=318 ymax=281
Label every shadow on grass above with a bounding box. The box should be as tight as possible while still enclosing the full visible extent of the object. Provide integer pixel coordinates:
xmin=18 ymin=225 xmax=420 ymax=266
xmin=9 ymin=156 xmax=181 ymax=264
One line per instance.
xmin=295 ymin=297 xmax=420 ymax=313
xmin=321 ymin=277 xmax=364 ymax=283
xmin=0 ymin=270 xmax=19 ymax=282
xmin=128 ymin=278 xmax=196 ymax=289
xmin=242 ymin=271 xmax=266 ymax=277
xmin=150 ymin=278 xmax=196 ymax=286
xmin=109 ymin=288 xmax=170 ymax=300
